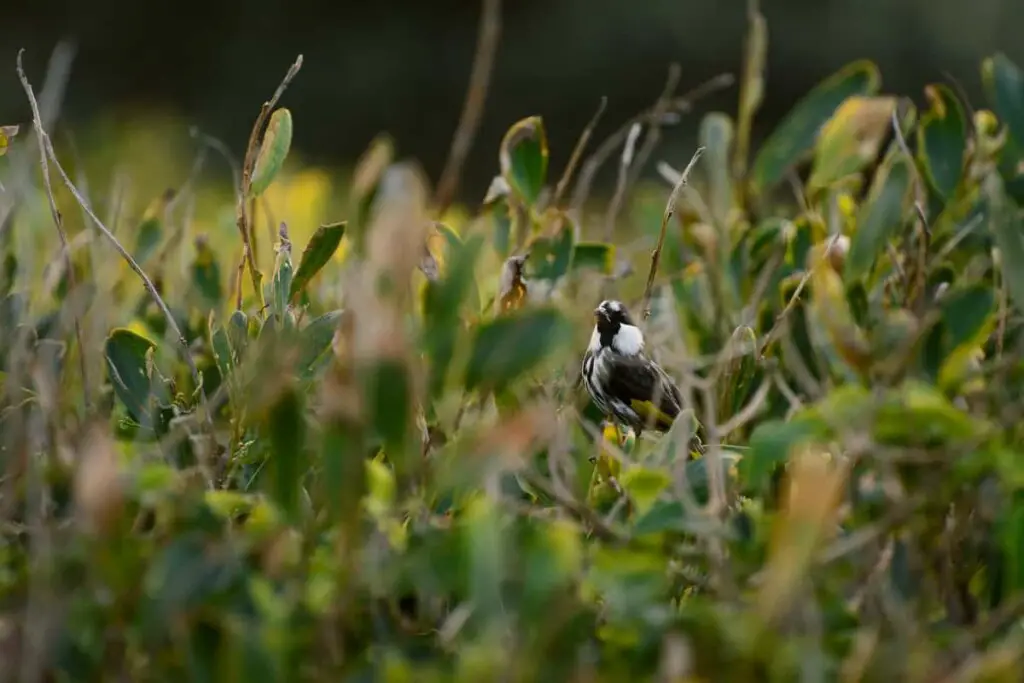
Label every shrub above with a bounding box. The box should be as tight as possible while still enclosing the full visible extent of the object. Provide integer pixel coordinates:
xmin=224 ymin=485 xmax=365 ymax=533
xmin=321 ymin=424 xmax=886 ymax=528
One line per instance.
xmin=3 ymin=8 xmax=1024 ymax=682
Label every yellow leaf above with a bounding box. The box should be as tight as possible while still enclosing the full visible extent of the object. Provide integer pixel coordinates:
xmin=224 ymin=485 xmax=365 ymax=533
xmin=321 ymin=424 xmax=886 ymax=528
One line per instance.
xmin=809 ymin=242 xmax=871 ymax=371
xmin=758 ymin=446 xmax=846 ymax=624
xmin=0 ymin=125 xmax=20 ymax=157
xmin=809 ymin=96 xmax=897 ymax=192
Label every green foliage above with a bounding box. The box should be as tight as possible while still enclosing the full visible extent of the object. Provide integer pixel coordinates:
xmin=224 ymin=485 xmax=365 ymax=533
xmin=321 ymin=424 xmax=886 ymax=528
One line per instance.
xmin=499 ymin=115 xmax=548 ymax=207
xmin=289 ymin=221 xmax=346 ymax=301
xmin=7 ymin=18 xmax=1024 ymax=683
xmin=750 ymin=60 xmax=880 ymax=194
xmin=250 ymin=107 xmax=293 ymax=197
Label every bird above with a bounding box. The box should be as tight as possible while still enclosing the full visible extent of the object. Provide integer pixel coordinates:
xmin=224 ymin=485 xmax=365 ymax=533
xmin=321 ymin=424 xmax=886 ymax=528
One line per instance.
xmin=581 ymin=299 xmax=704 ymax=455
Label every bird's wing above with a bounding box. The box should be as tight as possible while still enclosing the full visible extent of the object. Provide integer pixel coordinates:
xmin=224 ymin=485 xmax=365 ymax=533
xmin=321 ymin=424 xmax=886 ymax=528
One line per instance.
xmin=604 ymin=353 xmax=683 ymax=430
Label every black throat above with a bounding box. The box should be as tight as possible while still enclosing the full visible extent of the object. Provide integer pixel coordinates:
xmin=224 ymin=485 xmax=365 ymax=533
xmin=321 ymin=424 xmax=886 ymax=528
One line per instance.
xmin=596 ymin=318 xmax=620 ymax=349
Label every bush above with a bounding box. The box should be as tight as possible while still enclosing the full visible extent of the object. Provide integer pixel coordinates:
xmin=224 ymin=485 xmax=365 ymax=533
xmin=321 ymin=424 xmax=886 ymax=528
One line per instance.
xmin=3 ymin=9 xmax=1024 ymax=682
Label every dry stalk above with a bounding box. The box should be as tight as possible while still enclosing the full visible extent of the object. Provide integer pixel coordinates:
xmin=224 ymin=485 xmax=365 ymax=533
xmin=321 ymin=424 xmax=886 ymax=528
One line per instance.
xmin=570 ymin=73 xmax=733 ymax=213
xmin=235 ymin=54 xmax=303 ymax=308
xmin=16 ymin=50 xmax=89 ymax=408
xmin=553 ymin=96 xmax=608 ymax=206
xmin=602 ymin=122 xmax=643 ymax=242
xmin=640 ymin=146 xmax=705 ymax=321
xmin=16 ymin=54 xmax=209 ymax=424
xmin=434 ymin=0 xmax=503 ymax=214
xmin=620 ymin=63 xmax=683 ymax=205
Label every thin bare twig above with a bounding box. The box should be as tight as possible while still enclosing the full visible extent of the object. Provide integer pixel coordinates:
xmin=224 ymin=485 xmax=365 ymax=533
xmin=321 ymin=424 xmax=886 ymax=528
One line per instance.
xmin=190 ymin=126 xmax=243 ymax=204
xmin=640 ymin=146 xmax=705 ymax=320
xmin=17 ymin=58 xmax=208 ymax=420
xmin=621 ymin=63 xmax=683 ymax=202
xmin=434 ymin=0 xmax=502 ymax=214
xmin=236 ymin=54 xmax=303 ymax=308
xmin=17 ymin=50 xmax=89 ymax=409
xmin=570 ymin=73 xmax=733 ymax=213
xmin=598 ymin=63 xmax=684 ymax=245
xmin=1 ymin=42 xmax=76 ymax=237
xmin=603 ymin=122 xmax=643 ymax=241
xmin=519 ymin=469 xmax=625 ymax=543
xmin=553 ymin=96 xmax=608 ymax=207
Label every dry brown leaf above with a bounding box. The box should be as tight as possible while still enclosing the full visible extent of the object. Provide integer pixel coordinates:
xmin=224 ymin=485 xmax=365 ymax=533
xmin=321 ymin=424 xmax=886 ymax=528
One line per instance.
xmin=498 ymin=254 xmax=529 ymax=313
xmin=74 ymin=422 xmax=124 ymax=534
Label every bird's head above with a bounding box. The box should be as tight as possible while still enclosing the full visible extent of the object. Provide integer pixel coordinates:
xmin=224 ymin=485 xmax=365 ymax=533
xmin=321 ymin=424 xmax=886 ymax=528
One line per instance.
xmin=594 ymin=299 xmax=634 ymax=334
xmin=591 ymin=300 xmax=644 ymax=354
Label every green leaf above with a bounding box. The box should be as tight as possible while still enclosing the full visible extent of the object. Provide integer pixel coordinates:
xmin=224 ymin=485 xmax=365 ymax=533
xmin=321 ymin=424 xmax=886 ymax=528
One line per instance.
xmin=228 ymin=309 xmax=249 ymax=361
xmin=941 ymin=284 xmax=995 ymax=353
xmin=522 ymin=519 xmax=582 ymax=609
xmin=620 ymin=466 xmax=670 ymax=516
xmin=134 ymin=217 xmax=162 ymax=265
xmin=985 ymin=174 xmax=1024 ymax=312
xmin=487 ymin=192 xmax=514 ymax=258
xmin=190 ymin=236 xmax=222 ymax=312
xmin=250 ymin=107 xmax=293 ymax=197
xmin=527 ymin=225 xmax=573 ymax=281
xmin=937 ymin=284 xmax=994 ymax=391
xmin=362 ymin=359 xmax=413 ymax=475
xmin=297 ymin=310 xmax=342 ymax=379
xmin=210 ymin=322 xmax=234 ymax=383
xmin=917 ymin=84 xmax=967 ymax=200
xmin=716 ymin=326 xmax=759 ymax=432
xmin=320 ymin=420 xmax=367 ymax=524
xmin=271 ymin=225 xmax=293 ymax=320
xmin=500 ymin=116 xmax=549 ymax=207
xmin=144 ymin=533 xmax=238 ymax=616
xmin=686 ymin=449 xmax=742 ymax=506
xmin=289 ymin=222 xmax=346 ymax=301
xmin=464 ymin=307 xmax=573 ymax=393
xmin=845 ymin=156 xmax=912 ymax=280
xmin=982 ymin=54 xmax=1024 ymax=147
xmin=741 ymin=415 xmax=828 ymax=493
xmin=423 ymin=235 xmax=484 ymax=398
xmin=348 ymin=135 xmax=393 ymax=255
xmin=632 ymin=500 xmax=689 ymax=536
xmin=874 ymin=381 xmax=989 ymax=446
xmin=266 ymin=385 xmax=307 ymax=522
xmin=653 ymin=408 xmax=703 ymax=463
xmin=700 ymin=112 xmax=736 ymax=226
xmin=204 ymin=490 xmax=255 ymax=520
xmin=571 ymin=242 xmax=615 ymax=275
xmin=808 ymin=96 xmax=897 ymax=192
xmin=462 ymin=494 xmax=505 ymax=614
xmin=434 ymin=221 xmax=463 ymax=251
xmin=104 ymin=327 xmax=156 ymax=424
xmin=751 ymin=60 xmax=881 ymax=193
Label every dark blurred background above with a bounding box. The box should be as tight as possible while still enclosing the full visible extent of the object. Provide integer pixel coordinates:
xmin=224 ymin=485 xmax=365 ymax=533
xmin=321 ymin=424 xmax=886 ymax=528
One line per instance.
xmin=1 ymin=0 xmax=1022 ymax=202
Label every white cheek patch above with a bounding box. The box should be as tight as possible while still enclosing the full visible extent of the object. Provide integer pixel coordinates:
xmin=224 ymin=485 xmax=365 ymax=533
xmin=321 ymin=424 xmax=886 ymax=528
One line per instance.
xmin=612 ymin=324 xmax=644 ymax=356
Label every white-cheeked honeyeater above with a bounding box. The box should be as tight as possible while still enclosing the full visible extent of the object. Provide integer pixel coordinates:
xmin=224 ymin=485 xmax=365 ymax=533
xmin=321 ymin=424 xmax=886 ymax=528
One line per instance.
xmin=581 ymin=299 xmax=705 ymax=454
